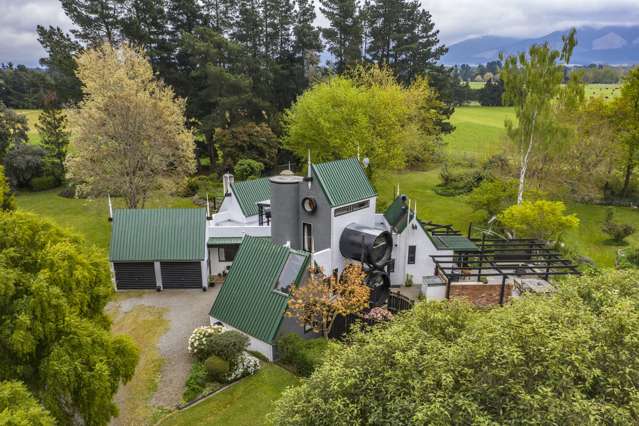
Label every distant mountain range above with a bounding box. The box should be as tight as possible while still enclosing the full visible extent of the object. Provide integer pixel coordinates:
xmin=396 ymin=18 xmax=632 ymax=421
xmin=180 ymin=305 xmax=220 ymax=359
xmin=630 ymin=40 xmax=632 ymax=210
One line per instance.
xmin=442 ymin=26 xmax=639 ymax=66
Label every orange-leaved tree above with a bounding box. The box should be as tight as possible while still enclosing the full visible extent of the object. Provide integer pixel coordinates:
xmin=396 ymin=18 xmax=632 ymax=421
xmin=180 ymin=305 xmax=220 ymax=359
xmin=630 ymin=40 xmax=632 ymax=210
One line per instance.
xmin=287 ymin=264 xmax=370 ymax=339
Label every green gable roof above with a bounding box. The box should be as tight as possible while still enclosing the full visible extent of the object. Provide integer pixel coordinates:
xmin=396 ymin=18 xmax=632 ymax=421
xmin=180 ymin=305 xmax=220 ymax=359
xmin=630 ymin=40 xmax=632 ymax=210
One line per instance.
xmin=384 ymin=195 xmax=414 ymax=233
xmin=210 ymin=236 xmax=309 ymax=343
xmin=231 ymin=178 xmax=271 ymax=217
xmin=110 ymin=208 xmax=206 ymax=262
xmin=312 ymin=158 xmax=376 ymax=207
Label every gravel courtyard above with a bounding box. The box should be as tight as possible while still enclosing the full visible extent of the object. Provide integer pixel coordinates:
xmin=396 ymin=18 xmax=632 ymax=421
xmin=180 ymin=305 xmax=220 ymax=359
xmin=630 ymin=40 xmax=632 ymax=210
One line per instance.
xmin=109 ymin=286 xmax=221 ymax=411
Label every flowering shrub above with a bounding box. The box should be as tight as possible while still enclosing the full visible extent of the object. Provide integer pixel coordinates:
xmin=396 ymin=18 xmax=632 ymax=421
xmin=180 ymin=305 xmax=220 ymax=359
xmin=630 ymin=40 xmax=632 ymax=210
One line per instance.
xmin=188 ymin=325 xmax=225 ymax=360
xmin=226 ymin=352 xmax=261 ymax=382
xmin=364 ymin=307 xmax=394 ymax=322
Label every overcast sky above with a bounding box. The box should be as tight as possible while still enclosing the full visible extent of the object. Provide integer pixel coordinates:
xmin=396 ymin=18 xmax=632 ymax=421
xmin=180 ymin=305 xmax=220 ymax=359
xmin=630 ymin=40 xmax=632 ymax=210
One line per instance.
xmin=1 ymin=0 xmax=639 ymax=67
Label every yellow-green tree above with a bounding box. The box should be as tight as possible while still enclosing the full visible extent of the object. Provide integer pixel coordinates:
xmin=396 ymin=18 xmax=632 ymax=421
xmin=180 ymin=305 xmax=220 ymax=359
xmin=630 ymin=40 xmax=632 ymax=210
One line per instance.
xmin=611 ymin=66 xmax=639 ymax=197
xmin=66 ymin=43 xmax=195 ymax=208
xmin=283 ymin=66 xmax=444 ymax=172
xmin=498 ymin=200 xmax=579 ymax=242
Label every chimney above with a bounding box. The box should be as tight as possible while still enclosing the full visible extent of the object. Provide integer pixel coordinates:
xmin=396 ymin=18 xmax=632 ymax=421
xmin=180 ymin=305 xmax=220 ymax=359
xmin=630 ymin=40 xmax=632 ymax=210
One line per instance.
xmin=223 ymin=173 xmax=234 ymax=197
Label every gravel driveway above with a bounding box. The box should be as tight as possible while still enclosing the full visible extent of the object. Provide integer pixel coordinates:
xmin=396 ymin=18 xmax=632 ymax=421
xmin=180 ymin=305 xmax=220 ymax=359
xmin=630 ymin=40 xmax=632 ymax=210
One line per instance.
xmin=111 ymin=286 xmax=221 ymax=408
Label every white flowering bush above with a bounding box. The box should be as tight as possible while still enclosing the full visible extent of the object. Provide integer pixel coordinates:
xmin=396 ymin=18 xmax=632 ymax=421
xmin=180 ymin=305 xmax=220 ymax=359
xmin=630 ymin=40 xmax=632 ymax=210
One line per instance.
xmin=226 ymin=352 xmax=261 ymax=382
xmin=188 ymin=325 xmax=225 ymax=360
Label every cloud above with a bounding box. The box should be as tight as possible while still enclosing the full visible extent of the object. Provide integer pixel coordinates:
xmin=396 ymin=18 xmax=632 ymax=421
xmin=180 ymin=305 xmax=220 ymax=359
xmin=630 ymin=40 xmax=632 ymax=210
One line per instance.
xmin=422 ymin=0 xmax=639 ymax=44
xmin=0 ymin=0 xmax=638 ymax=66
xmin=0 ymin=0 xmax=72 ymax=67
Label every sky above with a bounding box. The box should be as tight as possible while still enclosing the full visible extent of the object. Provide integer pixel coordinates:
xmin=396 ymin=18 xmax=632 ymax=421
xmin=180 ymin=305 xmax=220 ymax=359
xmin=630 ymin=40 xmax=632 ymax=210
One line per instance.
xmin=1 ymin=0 xmax=638 ymax=67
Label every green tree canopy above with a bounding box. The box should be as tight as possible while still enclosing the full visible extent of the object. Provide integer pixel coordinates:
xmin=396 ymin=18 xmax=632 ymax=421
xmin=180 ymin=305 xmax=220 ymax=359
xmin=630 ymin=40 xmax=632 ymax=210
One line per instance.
xmin=0 ymin=211 xmax=138 ymax=425
xmin=283 ymin=66 xmax=444 ymax=172
xmin=270 ymin=269 xmax=639 ymax=424
xmin=0 ymin=165 xmax=15 ymax=211
xmin=498 ymin=199 xmax=579 ymax=242
xmin=0 ymin=381 xmax=55 ymax=425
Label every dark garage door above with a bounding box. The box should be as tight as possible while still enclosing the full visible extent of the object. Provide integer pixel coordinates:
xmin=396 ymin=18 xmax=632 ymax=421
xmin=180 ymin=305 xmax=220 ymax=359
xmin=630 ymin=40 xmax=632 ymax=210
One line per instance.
xmin=161 ymin=262 xmax=202 ymax=289
xmin=114 ymin=262 xmax=156 ymax=290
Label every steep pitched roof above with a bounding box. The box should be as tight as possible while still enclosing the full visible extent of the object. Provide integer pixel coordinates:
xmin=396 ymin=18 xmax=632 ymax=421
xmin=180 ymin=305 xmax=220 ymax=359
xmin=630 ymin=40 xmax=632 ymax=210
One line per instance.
xmin=209 ymin=236 xmax=310 ymax=343
xmin=109 ymin=208 xmax=206 ymax=262
xmin=384 ymin=195 xmax=414 ymax=233
xmin=311 ymin=158 xmax=376 ymax=207
xmin=230 ymin=178 xmax=271 ymax=217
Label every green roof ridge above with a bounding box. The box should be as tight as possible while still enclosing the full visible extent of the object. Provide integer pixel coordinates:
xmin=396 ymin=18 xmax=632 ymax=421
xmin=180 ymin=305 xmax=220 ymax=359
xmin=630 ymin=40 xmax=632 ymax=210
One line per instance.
xmin=109 ymin=208 xmax=206 ymax=262
xmin=230 ymin=177 xmax=271 ymax=217
xmin=311 ymin=158 xmax=376 ymax=207
xmin=209 ymin=236 xmax=309 ymax=343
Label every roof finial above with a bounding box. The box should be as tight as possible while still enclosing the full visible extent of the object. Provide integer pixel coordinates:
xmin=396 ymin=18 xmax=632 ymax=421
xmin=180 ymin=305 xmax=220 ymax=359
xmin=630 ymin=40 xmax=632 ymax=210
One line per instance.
xmin=406 ymin=199 xmax=411 ymax=228
xmin=396 ymin=183 xmax=400 ymax=198
xmin=107 ymin=193 xmax=113 ymax=221
xmin=357 ymin=143 xmax=360 ymax=161
xmin=307 ymin=149 xmax=312 ymax=189
xmin=413 ymin=201 xmax=417 ymax=223
xmin=206 ymin=193 xmax=211 ymax=219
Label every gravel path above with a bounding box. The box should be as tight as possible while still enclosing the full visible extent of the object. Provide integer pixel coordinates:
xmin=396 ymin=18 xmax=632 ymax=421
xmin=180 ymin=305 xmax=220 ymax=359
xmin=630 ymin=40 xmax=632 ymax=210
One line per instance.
xmin=112 ymin=287 xmax=221 ymax=408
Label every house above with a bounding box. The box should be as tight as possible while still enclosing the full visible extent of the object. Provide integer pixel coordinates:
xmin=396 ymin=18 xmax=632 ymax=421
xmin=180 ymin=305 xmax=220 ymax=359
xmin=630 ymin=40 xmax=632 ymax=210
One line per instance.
xmin=209 ymin=236 xmax=313 ymax=360
xmin=109 ymin=156 xmax=579 ymax=359
xmin=109 ymin=208 xmax=208 ymax=290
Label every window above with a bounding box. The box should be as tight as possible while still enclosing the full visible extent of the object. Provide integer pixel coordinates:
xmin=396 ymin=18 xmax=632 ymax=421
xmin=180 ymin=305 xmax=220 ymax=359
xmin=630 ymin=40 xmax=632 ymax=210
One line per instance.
xmin=218 ymin=245 xmax=239 ymax=262
xmin=334 ymin=199 xmax=370 ymax=217
xmin=303 ymin=223 xmax=313 ymax=252
xmin=408 ymin=245 xmax=416 ymax=264
xmin=276 ymin=253 xmax=306 ymax=292
xmin=388 ymin=258 xmax=395 ymax=273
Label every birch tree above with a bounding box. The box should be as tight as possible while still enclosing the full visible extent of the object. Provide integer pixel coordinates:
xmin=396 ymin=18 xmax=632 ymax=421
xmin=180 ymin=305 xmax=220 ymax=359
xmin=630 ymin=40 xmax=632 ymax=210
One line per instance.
xmin=500 ymin=29 xmax=576 ymax=204
xmin=66 ymin=43 xmax=195 ymax=208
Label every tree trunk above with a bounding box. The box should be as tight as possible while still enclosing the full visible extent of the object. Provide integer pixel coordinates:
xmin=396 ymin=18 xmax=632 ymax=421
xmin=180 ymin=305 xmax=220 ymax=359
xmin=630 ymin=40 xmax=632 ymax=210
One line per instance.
xmin=622 ymin=155 xmax=635 ymax=197
xmin=517 ymin=112 xmax=537 ymax=204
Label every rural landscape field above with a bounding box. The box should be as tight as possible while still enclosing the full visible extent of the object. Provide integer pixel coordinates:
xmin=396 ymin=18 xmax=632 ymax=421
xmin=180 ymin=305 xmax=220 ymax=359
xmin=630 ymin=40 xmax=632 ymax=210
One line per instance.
xmin=3 ymin=0 xmax=639 ymax=425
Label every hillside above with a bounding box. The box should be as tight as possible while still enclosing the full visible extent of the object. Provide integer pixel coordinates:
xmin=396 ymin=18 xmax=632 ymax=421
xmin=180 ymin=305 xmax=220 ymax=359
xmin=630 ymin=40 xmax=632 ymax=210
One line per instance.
xmin=443 ymin=25 xmax=639 ymax=65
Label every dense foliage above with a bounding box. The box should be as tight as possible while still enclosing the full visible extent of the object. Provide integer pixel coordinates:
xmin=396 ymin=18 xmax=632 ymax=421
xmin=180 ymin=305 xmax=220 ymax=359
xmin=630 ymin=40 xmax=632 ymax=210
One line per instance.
xmin=66 ymin=43 xmax=195 ymax=208
xmin=0 ymin=166 xmax=15 ymax=211
xmin=271 ymin=270 xmax=639 ymax=424
xmin=0 ymin=211 xmax=138 ymax=425
xmin=0 ymin=381 xmax=55 ymax=425
xmin=0 ymin=102 xmax=28 ymax=162
xmin=498 ymin=200 xmax=579 ymax=241
xmin=602 ymin=207 xmax=635 ymax=243
xmin=276 ymin=334 xmax=330 ymax=377
xmin=284 ymin=67 xmax=444 ymax=172
xmin=36 ymin=100 xmax=70 ymax=182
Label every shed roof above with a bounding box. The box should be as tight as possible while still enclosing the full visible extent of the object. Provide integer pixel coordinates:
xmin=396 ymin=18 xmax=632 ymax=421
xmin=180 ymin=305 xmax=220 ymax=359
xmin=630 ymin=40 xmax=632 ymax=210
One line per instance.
xmin=209 ymin=236 xmax=309 ymax=343
xmin=109 ymin=208 xmax=206 ymax=262
xmin=312 ymin=158 xmax=376 ymax=207
xmin=230 ymin=178 xmax=271 ymax=217
xmin=384 ymin=195 xmax=414 ymax=233
xmin=430 ymin=234 xmax=479 ymax=251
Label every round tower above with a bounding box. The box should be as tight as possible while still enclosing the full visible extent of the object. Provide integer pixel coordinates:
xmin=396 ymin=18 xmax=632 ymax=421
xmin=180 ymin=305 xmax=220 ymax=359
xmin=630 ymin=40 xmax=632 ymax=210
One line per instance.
xmin=269 ymin=170 xmax=303 ymax=249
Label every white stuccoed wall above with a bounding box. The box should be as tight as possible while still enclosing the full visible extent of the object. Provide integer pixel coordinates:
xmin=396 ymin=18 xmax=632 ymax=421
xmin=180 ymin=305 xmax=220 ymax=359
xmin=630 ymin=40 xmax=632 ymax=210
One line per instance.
xmin=209 ymin=317 xmax=275 ymax=361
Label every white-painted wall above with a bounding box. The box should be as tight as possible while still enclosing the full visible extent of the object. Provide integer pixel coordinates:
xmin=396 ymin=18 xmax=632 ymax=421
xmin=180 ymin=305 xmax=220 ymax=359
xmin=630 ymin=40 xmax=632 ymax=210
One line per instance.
xmin=209 ymin=247 xmax=234 ymax=276
xmin=209 ymin=317 xmax=274 ymax=361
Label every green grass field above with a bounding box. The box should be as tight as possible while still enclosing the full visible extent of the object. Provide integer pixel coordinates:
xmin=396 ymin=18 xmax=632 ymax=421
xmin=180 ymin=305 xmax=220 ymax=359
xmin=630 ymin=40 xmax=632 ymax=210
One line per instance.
xmin=16 ymin=189 xmax=196 ymax=253
xmin=158 ymin=363 xmax=299 ymax=426
xmin=466 ymin=83 xmax=620 ymax=99
xmin=16 ymin=109 xmax=44 ymax=144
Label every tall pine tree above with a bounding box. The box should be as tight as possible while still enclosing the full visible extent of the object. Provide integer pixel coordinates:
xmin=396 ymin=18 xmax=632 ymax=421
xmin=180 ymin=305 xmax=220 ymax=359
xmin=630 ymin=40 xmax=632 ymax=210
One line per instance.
xmin=320 ymin=0 xmax=362 ymax=72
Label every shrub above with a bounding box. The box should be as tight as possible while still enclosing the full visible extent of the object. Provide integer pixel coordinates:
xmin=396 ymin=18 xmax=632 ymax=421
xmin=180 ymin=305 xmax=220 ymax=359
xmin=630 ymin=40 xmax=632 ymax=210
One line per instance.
xmin=364 ymin=307 xmax=394 ymax=322
xmin=602 ymin=208 xmax=635 ymax=244
xmin=226 ymin=353 xmax=261 ymax=382
xmin=204 ymin=355 xmax=230 ymax=382
xmin=276 ymin=334 xmax=329 ymax=377
xmin=0 ymin=165 xmax=15 ymax=211
xmin=187 ymin=325 xmax=225 ymax=360
xmin=208 ymin=330 xmax=249 ymax=362
xmin=435 ymin=163 xmax=484 ymax=196
xmin=498 ymin=200 xmax=579 ymax=242
xmin=234 ymin=159 xmax=264 ymax=181
xmin=30 ymin=175 xmax=59 ymax=191
xmin=3 ymin=144 xmax=46 ymax=187
xmin=182 ymin=361 xmax=207 ymax=402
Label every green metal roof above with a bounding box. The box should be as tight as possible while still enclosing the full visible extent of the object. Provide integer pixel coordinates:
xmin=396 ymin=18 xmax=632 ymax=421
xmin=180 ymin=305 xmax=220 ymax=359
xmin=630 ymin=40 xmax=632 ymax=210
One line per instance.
xmin=209 ymin=236 xmax=310 ymax=343
xmin=207 ymin=236 xmax=244 ymax=246
xmin=231 ymin=178 xmax=271 ymax=217
xmin=430 ymin=234 xmax=479 ymax=251
xmin=109 ymin=208 xmax=206 ymax=262
xmin=384 ymin=195 xmax=414 ymax=233
xmin=312 ymin=158 xmax=376 ymax=207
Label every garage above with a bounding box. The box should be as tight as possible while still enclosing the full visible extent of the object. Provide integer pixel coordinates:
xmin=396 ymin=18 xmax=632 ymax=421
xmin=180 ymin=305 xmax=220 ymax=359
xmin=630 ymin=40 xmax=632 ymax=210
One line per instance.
xmin=160 ymin=262 xmax=203 ymax=289
xmin=109 ymin=208 xmax=207 ymax=291
xmin=113 ymin=262 xmax=157 ymax=289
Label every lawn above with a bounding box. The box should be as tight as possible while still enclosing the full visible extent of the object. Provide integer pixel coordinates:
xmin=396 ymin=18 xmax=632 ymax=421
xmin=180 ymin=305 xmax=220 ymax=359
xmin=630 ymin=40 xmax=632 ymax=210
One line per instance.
xmin=158 ymin=363 xmax=299 ymax=426
xmin=16 ymin=109 xmax=43 ymax=145
xmin=108 ymin=300 xmax=170 ymax=426
xmin=16 ymin=189 xmax=196 ymax=252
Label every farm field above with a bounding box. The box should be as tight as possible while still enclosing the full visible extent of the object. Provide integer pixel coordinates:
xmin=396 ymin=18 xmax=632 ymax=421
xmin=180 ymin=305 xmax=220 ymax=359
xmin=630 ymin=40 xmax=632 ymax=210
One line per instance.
xmin=466 ymin=82 xmax=620 ymax=99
